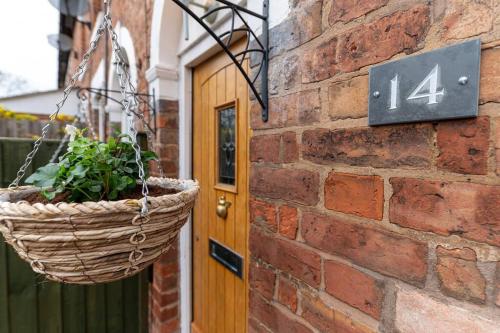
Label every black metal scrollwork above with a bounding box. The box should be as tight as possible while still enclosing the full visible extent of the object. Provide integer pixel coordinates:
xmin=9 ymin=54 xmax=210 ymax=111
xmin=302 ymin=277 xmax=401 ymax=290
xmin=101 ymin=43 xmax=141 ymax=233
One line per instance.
xmin=76 ymin=87 xmax=157 ymax=134
xmin=171 ymin=0 xmax=269 ymax=122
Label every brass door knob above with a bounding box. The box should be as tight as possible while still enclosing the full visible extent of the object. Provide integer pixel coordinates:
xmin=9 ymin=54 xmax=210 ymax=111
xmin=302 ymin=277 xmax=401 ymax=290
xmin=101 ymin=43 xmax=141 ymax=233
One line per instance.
xmin=216 ymin=195 xmax=231 ymax=219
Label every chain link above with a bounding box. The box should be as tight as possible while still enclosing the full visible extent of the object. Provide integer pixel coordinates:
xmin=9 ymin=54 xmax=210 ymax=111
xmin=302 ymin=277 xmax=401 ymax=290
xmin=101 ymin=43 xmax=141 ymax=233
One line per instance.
xmin=49 ymin=94 xmax=95 ymax=163
xmin=80 ymin=94 xmax=98 ymax=139
xmin=104 ymin=12 xmax=150 ymax=215
xmin=9 ymin=22 xmax=107 ymax=188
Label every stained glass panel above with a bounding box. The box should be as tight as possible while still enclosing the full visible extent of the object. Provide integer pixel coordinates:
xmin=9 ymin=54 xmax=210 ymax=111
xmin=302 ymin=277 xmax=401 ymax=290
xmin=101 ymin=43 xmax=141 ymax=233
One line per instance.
xmin=218 ymin=106 xmax=236 ymax=185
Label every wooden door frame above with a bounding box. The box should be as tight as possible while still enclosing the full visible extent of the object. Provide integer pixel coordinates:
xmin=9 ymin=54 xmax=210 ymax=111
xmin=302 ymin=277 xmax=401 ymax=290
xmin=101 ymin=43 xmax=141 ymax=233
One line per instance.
xmin=176 ymin=37 xmax=250 ymax=333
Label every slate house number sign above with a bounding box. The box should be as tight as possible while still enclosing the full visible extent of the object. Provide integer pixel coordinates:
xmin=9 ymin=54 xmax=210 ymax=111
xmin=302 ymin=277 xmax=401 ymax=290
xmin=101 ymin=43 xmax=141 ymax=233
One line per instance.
xmin=368 ymin=39 xmax=481 ymax=126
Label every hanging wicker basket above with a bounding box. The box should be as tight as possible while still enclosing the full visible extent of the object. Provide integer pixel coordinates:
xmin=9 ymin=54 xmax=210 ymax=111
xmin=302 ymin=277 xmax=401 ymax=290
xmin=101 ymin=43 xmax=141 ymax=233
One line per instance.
xmin=0 ymin=177 xmax=198 ymax=284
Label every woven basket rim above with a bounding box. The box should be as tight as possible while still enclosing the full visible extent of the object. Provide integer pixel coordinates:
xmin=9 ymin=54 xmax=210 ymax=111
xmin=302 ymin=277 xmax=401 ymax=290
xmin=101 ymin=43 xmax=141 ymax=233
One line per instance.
xmin=0 ymin=177 xmax=199 ymax=218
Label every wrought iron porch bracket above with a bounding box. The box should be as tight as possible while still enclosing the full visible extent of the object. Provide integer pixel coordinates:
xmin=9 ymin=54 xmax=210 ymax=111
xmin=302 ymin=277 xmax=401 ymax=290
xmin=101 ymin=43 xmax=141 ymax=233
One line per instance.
xmin=76 ymin=87 xmax=158 ymax=134
xmin=171 ymin=0 xmax=270 ymax=122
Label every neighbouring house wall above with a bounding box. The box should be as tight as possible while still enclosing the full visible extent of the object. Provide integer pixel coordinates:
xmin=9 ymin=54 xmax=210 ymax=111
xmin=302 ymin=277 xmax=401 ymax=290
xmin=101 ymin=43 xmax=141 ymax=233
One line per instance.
xmin=0 ymin=89 xmax=80 ymax=116
xmin=248 ymin=1 xmax=500 ymax=332
xmin=149 ymin=99 xmax=181 ymax=333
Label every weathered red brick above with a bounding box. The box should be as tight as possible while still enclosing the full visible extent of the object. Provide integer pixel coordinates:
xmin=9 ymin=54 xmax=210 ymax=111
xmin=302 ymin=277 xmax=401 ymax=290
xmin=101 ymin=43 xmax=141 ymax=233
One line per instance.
xmin=302 ymin=37 xmax=338 ymax=83
xmin=157 ymin=100 xmax=179 ymax=129
xmin=251 ymin=89 xmax=321 ymax=130
xmin=282 ymin=131 xmax=299 ymax=163
xmin=152 ymin=287 xmax=178 ymax=308
xmin=159 ymin=159 xmax=178 ymax=178
xmin=301 ymin=293 xmax=375 ymax=333
xmin=495 ymin=117 xmax=500 ymax=175
xmin=250 ymin=134 xmax=281 ymax=163
xmin=437 ymin=117 xmax=490 ymax=175
xmin=279 ymin=205 xmax=298 ymax=240
xmin=324 ymin=260 xmax=384 ymax=319
xmin=324 ymin=172 xmax=384 ymax=220
xmin=302 ymin=124 xmax=433 ymax=168
xmin=250 ymin=166 xmax=320 ymax=206
xmin=329 ymin=0 xmax=388 ymax=24
xmin=328 ymin=76 xmax=368 ymax=120
xmin=250 ymin=227 xmax=321 ymax=287
xmin=250 ymin=198 xmax=277 ymax=232
xmin=278 ymin=277 xmax=298 ymax=312
xmin=250 ymin=292 xmax=313 ymax=333
xmin=301 ymin=294 xmax=335 ymax=332
xmin=443 ymin=0 xmax=494 ymax=40
xmin=480 ymin=48 xmax=500 ymax=103
xmin=154 ymin=261 xmax=178 ymax=278
xmin=159 ymin=243 xmax=178 ymax=263
xmin=152 ymin=318 xmax=179 ymax=333
xmin=249 ymin=317 xmax=271 ymax=333
xmin=250 ymin=132 xmax=299 ymax=164
xmin=268 ymin=19 xmax=300 ymax=59
xmin=249 ymin=260 xmax=276 ymax=300
xmin=495 ymin=263 xmax=500 ymax=307
xmin=267 ymin=0 xmax=322 ymax=59
xmin=153 ymin=303 xmax=178 ymax=323
xmin=390 ymin=178 xmax=500 ymax=246
xmin=395 ymin=287 xmax=500 ymax=332
xmin=435 ymin=246 xmax=486 ymax=304
xmin=295 ymin=0 xmax=323 ymax=45
xmin=337 ymin=5 xmax=430 ymax=72
xmin=302 ymin=212 xmax=428 ymax=286
xmin=281 ymin=53 xmax=301 ymax=91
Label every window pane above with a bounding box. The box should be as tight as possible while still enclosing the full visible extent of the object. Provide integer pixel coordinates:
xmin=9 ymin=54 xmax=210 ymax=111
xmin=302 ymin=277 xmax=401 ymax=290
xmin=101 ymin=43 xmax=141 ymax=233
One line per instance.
xmin=218 ymin=107 xmax=236 ymax=185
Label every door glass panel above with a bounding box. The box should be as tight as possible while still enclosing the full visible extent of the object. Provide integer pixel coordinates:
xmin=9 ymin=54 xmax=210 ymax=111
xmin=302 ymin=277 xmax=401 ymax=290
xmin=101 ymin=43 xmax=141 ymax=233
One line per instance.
xmin=218 ymin=106 xmax=236 ymax=185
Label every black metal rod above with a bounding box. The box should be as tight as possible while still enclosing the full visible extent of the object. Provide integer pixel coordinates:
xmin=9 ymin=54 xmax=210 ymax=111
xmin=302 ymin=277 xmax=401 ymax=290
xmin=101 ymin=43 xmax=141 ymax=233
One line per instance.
xmin=215 ymin=0 xmax=267 ymax=20
xmin=152 ymin=88 xmax=157 ymax=135
xmin=199 ymin=5 xmax=231 ymax=20
xmin=218 ymin=28 xmax=250 ymax=40
xmin=261 ymin=0 xmax=269 ymax=121
xmin=171 ymin=0 xmax=267 ymax=113
xmin=76 ymin=87 xmax=157 ymax=134
xmin=232 ymin=8 xmax=265 ymax=51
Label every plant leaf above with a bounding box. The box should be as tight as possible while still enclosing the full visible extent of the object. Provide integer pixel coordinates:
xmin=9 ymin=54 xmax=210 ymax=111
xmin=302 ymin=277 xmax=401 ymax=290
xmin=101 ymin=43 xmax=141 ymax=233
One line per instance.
xmin=25 ymin=164 xmax=59 ymax=188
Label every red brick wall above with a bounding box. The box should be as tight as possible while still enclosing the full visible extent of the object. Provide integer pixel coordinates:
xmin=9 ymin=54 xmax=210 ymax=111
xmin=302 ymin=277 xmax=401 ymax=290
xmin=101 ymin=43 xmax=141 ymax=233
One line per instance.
xmin=249 ymin=0 xmax=500 ymax=332
xmin=150 ymin=99 xmax=180 ymax=333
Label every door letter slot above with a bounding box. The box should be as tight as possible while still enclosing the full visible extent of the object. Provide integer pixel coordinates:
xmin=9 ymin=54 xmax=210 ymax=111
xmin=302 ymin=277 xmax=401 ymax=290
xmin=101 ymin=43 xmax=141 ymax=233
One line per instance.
xmin=209 ymin=239 xmax=243 ymax=278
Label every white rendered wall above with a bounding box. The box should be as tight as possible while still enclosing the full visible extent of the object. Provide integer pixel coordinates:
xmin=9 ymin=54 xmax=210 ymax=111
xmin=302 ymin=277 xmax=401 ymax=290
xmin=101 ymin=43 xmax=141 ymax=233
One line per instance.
xmin=0 ymin=89 xmax=79 ymax=116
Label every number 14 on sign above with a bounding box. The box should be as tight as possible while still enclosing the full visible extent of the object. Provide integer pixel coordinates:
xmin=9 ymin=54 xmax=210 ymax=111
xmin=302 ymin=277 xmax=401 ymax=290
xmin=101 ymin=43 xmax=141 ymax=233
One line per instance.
xmin=389 ymin=64 xmax=444 ymax=110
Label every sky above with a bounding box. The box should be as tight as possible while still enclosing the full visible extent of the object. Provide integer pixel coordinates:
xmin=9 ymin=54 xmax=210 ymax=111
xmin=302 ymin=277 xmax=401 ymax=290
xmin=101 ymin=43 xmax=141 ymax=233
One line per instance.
xmin=0 ymin=0 xmax=59 ymax=96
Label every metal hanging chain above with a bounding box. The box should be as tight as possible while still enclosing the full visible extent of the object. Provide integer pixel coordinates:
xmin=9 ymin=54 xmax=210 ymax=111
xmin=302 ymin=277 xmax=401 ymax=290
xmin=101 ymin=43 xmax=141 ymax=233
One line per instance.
xmin=9 ymin=21 xmax=107 ymax=188
xmin=102 ymin=2 xmax=164 ymax=179
xmin=49 ymin=94 xmax=95 ymax=163
xmin=80 ymin=94 xmax=98 ymax=140
xmin=103 ymin=4 xmax=150 ymax=215
xmin=49 ymin=99 xmax=84 ymax=163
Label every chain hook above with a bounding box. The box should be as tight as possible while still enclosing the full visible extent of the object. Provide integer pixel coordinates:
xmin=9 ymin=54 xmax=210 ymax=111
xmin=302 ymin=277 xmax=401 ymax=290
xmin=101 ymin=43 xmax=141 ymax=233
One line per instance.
xmin=104 ymin=0 xmax=111 ymax=16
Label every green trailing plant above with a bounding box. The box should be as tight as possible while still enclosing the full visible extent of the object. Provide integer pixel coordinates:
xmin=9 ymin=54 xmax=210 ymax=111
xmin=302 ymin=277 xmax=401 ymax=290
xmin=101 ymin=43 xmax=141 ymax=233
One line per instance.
xmin=26 ymin=126 xmax=157 ymax=202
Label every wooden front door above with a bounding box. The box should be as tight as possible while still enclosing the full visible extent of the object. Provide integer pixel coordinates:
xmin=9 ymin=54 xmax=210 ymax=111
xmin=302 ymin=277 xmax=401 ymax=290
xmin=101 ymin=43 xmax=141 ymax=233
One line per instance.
xmin=192 ymin=46 xmax=249 ymax=333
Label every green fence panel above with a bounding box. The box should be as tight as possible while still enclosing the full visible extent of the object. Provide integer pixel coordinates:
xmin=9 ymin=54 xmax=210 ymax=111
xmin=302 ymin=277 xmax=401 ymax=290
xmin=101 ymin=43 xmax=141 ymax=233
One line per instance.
xmin=7 ymin=246 xmax=38 ymax=333
xmin=0 ymin=234 xmax=9 ymax=333
xmin=61 ymin=285 xmax=87 ymax=333
xmin=1 ymin=139 xmax=33 ymax=187
xmin=0 ymin=138 xmax=149 ymax=333
xmin=38 ymin=282 xmax=63 ymax=333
